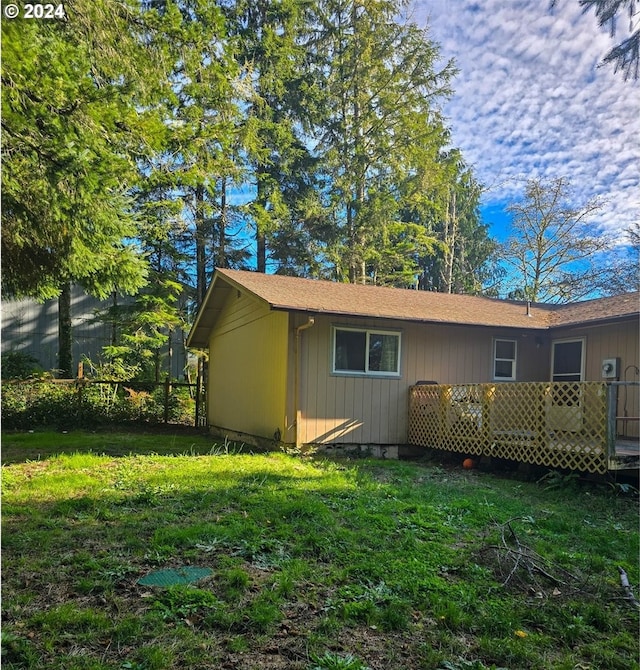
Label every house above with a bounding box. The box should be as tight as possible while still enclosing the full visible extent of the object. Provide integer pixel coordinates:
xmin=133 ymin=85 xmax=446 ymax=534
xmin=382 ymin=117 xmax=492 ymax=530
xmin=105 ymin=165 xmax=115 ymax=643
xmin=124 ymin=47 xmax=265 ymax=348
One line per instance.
xmin=187 ymin=269 xmax=639 ymax=461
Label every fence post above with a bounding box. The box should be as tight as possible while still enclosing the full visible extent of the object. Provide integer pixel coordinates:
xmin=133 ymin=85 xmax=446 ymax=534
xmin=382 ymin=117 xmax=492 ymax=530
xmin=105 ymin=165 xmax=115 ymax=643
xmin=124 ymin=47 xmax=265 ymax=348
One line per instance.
xmin=164 ymin=376 xmax=171 ymax=424
xmin=195 ymin=373 xmax=202 ymax=428
xmin=75 ymin=363 xmax=83 ymax=411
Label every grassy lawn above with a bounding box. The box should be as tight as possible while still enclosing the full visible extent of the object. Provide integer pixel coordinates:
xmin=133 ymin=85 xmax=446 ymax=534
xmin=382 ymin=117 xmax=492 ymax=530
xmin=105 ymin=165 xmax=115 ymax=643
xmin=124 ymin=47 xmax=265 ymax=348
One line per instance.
xmin=2 ymin=431 xmax=638 ymax=670
xmin=1 ymin=429 xmax=217 ymax=465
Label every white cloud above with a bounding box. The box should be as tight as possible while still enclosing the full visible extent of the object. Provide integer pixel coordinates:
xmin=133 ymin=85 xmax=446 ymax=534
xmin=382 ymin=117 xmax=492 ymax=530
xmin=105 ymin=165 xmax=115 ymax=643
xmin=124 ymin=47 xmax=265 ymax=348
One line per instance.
xmin=415 ymin=0 xmax=640 ymax=236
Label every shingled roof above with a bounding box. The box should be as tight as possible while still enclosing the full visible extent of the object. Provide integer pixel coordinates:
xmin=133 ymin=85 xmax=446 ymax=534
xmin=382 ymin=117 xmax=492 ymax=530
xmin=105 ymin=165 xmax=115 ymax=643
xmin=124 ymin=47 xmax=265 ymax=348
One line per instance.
xmin=187 ymin=269 xmax=639 ymax=347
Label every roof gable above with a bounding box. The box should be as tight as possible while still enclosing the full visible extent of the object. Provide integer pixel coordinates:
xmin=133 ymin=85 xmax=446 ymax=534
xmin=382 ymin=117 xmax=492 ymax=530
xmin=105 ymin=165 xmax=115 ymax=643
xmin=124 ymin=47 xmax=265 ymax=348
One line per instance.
xmin=187 ymin=269 xmax=639 ymax=347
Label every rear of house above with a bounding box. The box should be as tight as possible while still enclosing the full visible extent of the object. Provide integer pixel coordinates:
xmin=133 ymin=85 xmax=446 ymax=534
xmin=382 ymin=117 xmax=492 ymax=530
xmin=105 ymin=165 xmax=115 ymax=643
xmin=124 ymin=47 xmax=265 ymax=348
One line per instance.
xmin=188 ymin=270 xmax=639 ymax=465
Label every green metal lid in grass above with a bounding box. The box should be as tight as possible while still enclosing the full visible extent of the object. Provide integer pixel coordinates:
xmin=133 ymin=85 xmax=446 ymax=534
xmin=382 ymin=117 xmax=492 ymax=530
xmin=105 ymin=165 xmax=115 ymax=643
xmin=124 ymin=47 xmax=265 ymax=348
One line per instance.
xmin=137 ymin=566 xmax=212 ymax=587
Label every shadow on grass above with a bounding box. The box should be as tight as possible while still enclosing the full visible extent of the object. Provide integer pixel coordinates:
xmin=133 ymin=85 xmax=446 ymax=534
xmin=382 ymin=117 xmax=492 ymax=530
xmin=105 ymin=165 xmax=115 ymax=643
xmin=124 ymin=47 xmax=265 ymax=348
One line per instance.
xmin=0 ymin=426 xmax=226 ymax=465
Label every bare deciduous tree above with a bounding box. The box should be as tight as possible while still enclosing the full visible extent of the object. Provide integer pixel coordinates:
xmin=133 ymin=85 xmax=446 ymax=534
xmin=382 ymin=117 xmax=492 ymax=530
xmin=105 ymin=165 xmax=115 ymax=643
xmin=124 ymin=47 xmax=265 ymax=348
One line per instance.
xmin=502 ymin=177 xmax=608 ymax=303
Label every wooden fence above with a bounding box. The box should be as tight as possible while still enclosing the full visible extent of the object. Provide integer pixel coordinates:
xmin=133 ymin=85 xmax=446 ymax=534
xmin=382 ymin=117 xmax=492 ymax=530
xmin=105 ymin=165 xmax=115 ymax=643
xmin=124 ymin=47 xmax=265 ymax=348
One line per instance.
xmin=2 ymin=375 xmax=207 ymax=428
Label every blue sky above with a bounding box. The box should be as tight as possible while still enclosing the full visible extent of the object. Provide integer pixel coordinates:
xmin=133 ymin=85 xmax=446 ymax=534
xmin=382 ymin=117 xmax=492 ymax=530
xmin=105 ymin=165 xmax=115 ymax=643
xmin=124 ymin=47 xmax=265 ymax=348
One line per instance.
xmin=414 ymin=0 xmax=639 ymax=244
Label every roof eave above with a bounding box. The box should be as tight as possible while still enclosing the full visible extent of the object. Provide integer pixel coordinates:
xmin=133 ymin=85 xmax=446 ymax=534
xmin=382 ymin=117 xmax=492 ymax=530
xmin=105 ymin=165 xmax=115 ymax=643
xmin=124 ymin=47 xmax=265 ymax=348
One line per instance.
xmin=550 ymin=313 xmax=639 ymax=330
xmin=282 ymin=307 xmax=550 ymax=330
xmin=186 ymin=270 xmax=274 ymax=349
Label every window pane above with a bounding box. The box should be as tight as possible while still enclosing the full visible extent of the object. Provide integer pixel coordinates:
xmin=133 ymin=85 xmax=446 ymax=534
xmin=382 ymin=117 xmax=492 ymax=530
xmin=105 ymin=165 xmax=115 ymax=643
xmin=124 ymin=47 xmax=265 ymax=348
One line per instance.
xmin=495 ymin=340 xmax=515 ymax=360
xmin=368 ymin=333 xmax=399 ymax=372
xmin=553 ymin=341 xmax=582 ymax=376
xmin=555 ymin=374 xmax=581 ymax=383
xmin=494 ymin=360 xmax=513 ymax=378
xmin=335 ymin=330 xmax=366 ymax=371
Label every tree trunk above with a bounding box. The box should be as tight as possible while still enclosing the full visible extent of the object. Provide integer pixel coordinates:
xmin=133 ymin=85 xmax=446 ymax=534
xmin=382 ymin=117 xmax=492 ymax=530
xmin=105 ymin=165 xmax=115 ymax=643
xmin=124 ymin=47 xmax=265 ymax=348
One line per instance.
xmin=58 ymin=282 xmax=73 ymax=378
xmin=257 ymin=230 xmax=266 ymax=273
xmin=218 ymin=176 xmax=227 ymax=269
xmin=442 ymin=190 xmax=457 ymax=294
xmin=256 ymin=172 xmax=267 ymax=273
xmin=111 ymin=291 xmax=118 ymax=346
xmin=195 ymin=184 xmax=207 ymax=305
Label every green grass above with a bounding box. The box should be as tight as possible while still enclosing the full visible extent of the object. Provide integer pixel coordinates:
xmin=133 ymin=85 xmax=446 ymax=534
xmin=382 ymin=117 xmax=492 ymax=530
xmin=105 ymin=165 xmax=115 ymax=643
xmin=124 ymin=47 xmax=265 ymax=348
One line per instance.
xmin=2 ymin=430 xmax=638 ymax=670
xmin=0 ymin=428 xmax=222 ymax=465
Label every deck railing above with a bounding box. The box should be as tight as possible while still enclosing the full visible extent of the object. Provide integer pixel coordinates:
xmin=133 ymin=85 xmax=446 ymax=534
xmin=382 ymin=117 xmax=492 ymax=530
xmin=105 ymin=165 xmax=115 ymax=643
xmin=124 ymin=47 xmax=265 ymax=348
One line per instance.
xmin=408 ymin=382 xmax=611 ymax=473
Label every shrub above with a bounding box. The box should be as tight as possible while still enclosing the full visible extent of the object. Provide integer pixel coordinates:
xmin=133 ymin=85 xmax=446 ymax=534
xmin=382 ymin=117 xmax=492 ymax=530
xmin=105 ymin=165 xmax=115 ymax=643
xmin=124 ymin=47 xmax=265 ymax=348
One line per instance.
xmin=1 ymin=351 xmax=43 ymax=380
xmin=0 ymin=380 xmax=196 ymax=429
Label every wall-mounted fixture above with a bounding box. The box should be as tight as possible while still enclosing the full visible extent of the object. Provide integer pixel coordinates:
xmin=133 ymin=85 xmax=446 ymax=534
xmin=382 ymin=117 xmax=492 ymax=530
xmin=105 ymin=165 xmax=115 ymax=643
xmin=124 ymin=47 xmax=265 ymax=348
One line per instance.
xmin=601 ymin=357 xmax=620 ymax=380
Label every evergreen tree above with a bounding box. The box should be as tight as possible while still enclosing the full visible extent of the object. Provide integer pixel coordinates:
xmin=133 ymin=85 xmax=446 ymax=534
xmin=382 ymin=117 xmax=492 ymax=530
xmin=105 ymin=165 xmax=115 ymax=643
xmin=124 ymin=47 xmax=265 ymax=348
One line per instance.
xmin=220 ymin=0 xmax=324 ymax=274
xmin=1 ymin=0 xmax=166 ymax=374
xmin=552 ymin=0 xmax=639 ymax=80
xmin=142 ymin=0 xmax=245 ymax=305
xmin=416 ymin=154 xmax=501 ymax=294
xmin=1 ymin=6 xmax=152 ymax=300
xmin=309 ymin=0 xmax=456 ymax=284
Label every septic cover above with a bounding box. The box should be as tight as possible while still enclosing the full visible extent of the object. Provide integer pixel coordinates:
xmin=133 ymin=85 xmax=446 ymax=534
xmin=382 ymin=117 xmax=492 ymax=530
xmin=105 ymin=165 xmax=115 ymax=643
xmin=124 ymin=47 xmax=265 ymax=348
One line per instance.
xmin=137 ymin=566 xmax=212 ymax=587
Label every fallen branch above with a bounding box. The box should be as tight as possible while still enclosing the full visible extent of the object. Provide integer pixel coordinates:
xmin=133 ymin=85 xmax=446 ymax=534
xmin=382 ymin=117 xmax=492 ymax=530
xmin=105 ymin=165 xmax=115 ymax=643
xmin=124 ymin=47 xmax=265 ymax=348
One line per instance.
xmin=479 ymin=518 xmax=588 ymax=597
xmin=618 ymin=566 xmax=640 ymax=610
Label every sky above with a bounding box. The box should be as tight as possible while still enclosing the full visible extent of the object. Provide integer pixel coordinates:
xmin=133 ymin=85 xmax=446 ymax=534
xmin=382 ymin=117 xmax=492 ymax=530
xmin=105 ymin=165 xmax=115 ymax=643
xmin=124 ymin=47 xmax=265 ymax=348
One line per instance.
xmin=412 ymin=0 xmax=639 ymax=243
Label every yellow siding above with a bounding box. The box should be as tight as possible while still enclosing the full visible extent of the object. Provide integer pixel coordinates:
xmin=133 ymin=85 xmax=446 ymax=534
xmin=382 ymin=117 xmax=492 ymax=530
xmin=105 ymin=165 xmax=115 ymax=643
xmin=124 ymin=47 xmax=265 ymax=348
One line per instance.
xmin=297 ymin=316 xmax=547 ymax=445
xmin=208 ymin=292 xmax=289 ymax=440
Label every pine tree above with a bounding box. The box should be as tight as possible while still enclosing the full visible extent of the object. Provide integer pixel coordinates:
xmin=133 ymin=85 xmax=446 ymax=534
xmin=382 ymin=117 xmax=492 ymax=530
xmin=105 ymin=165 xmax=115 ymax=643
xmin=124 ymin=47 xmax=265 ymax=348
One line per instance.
xmin=152 ymin=1 xmax=244 ymax=303
xmin=220 ymin=0 xmax=323 ymax=274
xmin=1 ymin=0 xmax=167 ymax=374
xmin=415 ymin=153 xmax=501 ymax=294
xmin=552 ymin=0 xmax=639 ymax=80
xmin=308 ymin=0 xmax=456 ymax=284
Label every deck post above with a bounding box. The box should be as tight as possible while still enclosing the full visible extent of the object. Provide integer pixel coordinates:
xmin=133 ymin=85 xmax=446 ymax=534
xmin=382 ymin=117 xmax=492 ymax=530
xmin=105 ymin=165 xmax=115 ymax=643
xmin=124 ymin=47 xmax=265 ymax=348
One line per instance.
xmin=606 ymin=383 xmax=617 ymax=462
xmin=164 ymin=375 xmax=171 ymax=424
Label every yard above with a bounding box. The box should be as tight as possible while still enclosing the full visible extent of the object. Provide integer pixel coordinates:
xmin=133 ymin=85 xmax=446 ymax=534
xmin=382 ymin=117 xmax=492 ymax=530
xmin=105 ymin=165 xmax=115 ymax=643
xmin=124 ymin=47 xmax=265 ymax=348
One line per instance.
xmin=2 ymin=430 xmax=639 ymax=670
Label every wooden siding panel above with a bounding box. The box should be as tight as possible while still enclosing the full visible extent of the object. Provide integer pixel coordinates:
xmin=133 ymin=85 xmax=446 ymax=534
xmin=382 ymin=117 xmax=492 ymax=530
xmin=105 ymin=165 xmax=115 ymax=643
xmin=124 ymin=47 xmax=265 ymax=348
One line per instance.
xmin=284 ymin=327 xmax=297 ymax=444
xmin=551 ymin=320 xmax=638 ymax=382
xmin=297 ymin=317 xmax=574 ymax=445
xmin=208 ymin=294 xmax=288 ymax=439
xmin=296 ymin=314 xmax=638 ymax=446
xmin=214 ymin=292 xmax=267 ymax=336
xmin=553 ymin=320 xmax=639 ymax=438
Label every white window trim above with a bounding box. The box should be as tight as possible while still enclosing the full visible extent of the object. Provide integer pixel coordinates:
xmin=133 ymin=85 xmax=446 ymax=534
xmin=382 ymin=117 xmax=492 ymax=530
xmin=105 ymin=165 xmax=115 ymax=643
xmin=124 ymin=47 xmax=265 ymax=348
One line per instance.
xmin=551 ymin=337 xmax=586 ymax=382
xmin=332 ymin=326 xmax=402 ymax=377
xmin=493 ymin=338 xmax=517 ymax=381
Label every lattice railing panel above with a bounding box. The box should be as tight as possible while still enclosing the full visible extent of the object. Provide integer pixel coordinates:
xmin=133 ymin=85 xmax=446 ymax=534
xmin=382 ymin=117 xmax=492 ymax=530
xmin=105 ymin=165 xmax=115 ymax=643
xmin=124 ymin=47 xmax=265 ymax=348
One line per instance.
xmin=408 ymin=382 xmax=608 ymax=474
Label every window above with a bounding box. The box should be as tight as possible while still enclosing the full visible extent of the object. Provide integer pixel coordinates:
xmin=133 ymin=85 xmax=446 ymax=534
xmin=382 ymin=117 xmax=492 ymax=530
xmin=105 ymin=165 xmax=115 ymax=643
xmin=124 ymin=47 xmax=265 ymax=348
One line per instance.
xmin=493 ymin=339 xmax=517 ymax=380
xmin=551 ymin=339 xmax=584 ymax=382
xmin=333 ymin=327 xmax=401 ymax=376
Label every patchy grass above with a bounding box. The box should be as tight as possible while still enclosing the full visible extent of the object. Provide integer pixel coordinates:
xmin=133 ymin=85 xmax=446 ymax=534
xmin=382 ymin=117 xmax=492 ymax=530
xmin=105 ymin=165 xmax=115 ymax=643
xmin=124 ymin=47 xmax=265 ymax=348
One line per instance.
xmin=2 ymin=431 xmax=638 ymax=670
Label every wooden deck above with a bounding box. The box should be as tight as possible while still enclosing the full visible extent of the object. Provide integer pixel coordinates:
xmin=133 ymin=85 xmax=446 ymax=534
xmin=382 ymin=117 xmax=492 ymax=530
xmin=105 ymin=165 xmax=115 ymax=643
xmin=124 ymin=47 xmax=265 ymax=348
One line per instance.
xmin=611 ymin=438 xmax=640 ymax=470
xmin=408 ymin=382 xmax=639 ymax=474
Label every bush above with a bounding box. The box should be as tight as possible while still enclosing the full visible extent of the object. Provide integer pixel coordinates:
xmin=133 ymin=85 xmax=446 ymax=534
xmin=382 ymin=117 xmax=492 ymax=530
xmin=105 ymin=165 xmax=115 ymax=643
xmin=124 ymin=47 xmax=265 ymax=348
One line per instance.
xmin=0 ymin=381 xmax=196 ymax=429
xmin=1 ymin=351 xmax=43 ymax=380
